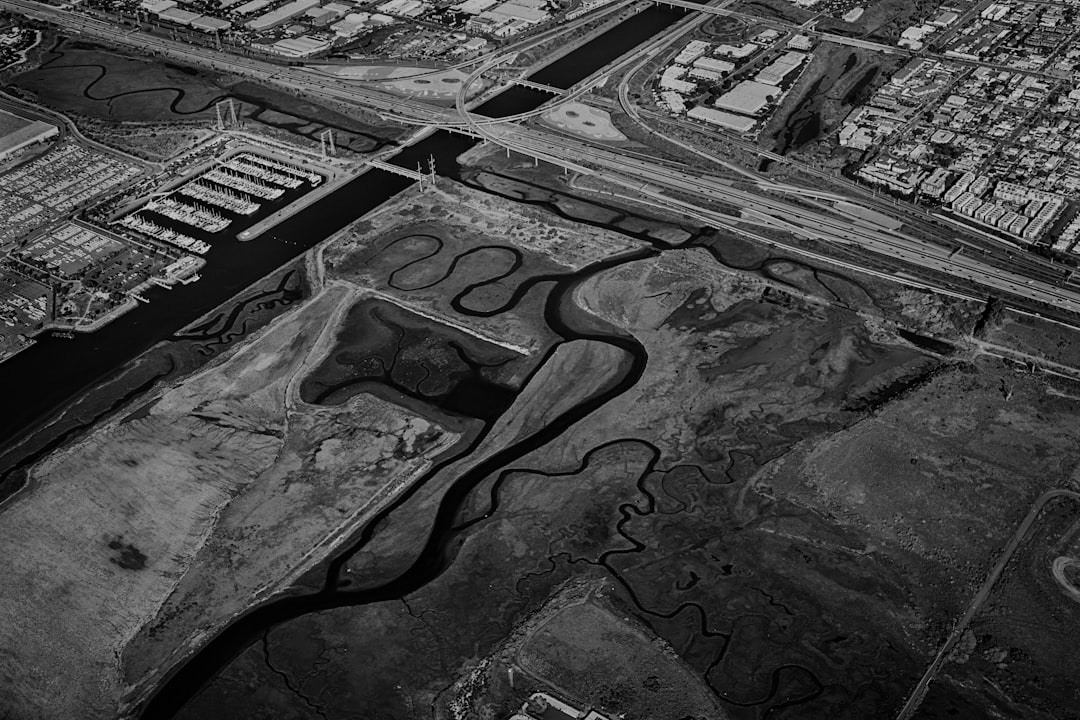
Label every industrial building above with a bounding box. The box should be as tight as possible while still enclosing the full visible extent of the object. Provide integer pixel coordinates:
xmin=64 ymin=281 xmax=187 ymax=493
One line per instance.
xmin=693 ymin=56 xmax=734 ymax=75
xmin=234 ymin=0 xmax=271 ymax=14
xmin=713 ymin=81 xmax=779 ymax=116
xmin=755 ymin=51 xmax=805 ymax=86
xmin=0 ymin=110 xmax=58 ymax=163
xmin=688 ymin=106 xmax=755 ymax=132
xmin=190 ymin=15 xmax=232 ymax=31
xmin=139 ymin=0 xmax=177 ymax=13
xmin=247 ymin=0 xmax=321 ymax=31
xmin=156 ymin=7 xmax=202 ymax=25
xmin=271 ymin=35 xmax=331 ymax=56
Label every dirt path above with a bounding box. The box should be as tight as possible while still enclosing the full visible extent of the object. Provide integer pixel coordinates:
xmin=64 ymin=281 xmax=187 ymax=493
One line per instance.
xmin=896 ymin=488 xmax=1080 ymax=719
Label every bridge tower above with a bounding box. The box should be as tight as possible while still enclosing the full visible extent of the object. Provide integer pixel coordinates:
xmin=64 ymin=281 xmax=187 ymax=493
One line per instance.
xmin=319 ymin=129 xmax=336 ymax=157
xmin=214 ymin=99 xmax=240 ymax=131
xmin=416 ymin=155 xmax=437 ymax=191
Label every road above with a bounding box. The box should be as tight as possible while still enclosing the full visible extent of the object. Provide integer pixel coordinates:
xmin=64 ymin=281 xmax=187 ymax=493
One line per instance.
xmin=0 ymin=0 xmax=636 ymax=128
xmin=895 ymin=489 xmax=1080 ymax=720
xmin=10 ymin=0 xmax=1080 ymax=319
xmin=1050 ymin=556 xmax=1080 ymax=604
xmin=467 ymin=117 xmax=1080 ymax=314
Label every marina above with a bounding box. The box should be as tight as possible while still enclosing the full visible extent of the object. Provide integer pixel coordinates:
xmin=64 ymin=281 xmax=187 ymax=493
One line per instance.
xmin=203 ymin=168 xmax=285 ymax=200
xmin=232 ymin=152 xmax=323 ymax=186
xmin=146 ymin=197 xmax=230 ymax=234
xmin=222 ymin=157 xmax=302 ymax=189
xmin=116 ymin=213 xmax=211 ymax=255
xmin=178 ymin=182 xmax=260 ymax=216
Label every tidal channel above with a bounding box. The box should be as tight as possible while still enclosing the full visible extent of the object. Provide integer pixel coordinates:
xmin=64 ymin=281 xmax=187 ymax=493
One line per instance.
xmin=0 ymin=2 xmax=696 ymax=453
xmin=5 ymin=1 xmax=706 ymax=715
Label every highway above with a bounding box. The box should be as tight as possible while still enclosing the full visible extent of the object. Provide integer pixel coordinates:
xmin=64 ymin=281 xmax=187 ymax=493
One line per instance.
xmin=469 ymin=118 xmax=1080 ymax=314
xmin=0 ymin=0 xmax=637 ymax=128
xmin=10 ymin=0 xmax=1080 ymax=318
xmin=607 ymin=66 xmax=1077 ymax=297
xmin=895 ymin=489 xmax=1080 ymax=720
xmin=599 ymin=34 xmax=1076 ymax=293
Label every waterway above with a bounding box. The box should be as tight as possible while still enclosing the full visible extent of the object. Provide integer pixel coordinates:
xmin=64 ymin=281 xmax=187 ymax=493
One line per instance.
xmin=3 ymin=1 xmax=701 ymax=715
xmin=0 ymin=2 xmax=692 ymax=454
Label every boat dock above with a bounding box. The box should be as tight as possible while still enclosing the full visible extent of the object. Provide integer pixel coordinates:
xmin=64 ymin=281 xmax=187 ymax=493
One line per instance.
xmin=204 ymin=168 xmax=285 ymax=200
xmin=233 ymin=152 xmax=323 ymax=186
xmin=178 ymin=182 xmax=260 ymax=216
xmin=147 ymin=197 xmax=230 ymax=233
xmin=116 ymin=214 xmax=210 ymax=255
xmin=223 ymin=157 xmax=303 ymax=189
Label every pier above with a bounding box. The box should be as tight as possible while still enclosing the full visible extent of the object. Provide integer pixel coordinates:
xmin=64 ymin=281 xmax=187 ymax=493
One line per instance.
xmin=147 ymin=197 xmax=230 ymax=233
xmin=233 ymin=152 xmax=322 ymax=186
xmin=116 ymin=214 xmax=210 ymax=255
xmin=179 ymin=182 xmax=260 ymax=216
xmin=222 ymin=158 xmax=303 ymax=189
xmin=204 ymin=168 xmax=285 ymax=200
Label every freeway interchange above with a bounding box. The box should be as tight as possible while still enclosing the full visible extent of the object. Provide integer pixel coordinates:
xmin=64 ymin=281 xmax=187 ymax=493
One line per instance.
xmin=7 ymin=0 xmax=1080 ymax=323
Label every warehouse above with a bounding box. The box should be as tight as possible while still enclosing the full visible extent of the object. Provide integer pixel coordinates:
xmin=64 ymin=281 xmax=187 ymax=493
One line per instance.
xmin=755 ymin=51 xmax=805 ymax=86
xmin=271 ymin=35 xmax=332 ymax=56
xmin=190 ymin=15 xmax=232 ymax=31
xmin=688 ymin=106 xmax=756 ymax=132
xmin=713 ymin=80 xmax=779 ymax=116
xmin=247 ymin=0 xmax=320 ymax=31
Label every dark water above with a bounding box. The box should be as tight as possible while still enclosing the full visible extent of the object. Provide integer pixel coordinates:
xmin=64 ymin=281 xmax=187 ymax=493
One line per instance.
xmin=138 ymin=237 xmax=654 ymax=717
xmin=0 ymin=0 xmax=696 ymax=454
xmin=2 ymin=2 xmax=703 ymax=715
xmin=439 ymin=377 xmax=518 ymax=420
xmin=531 ymin=3 xmax=691 ymax=89
xmin=0 ymin=167 xmax=417 ymax=450
xmin=129 ymin=5 xmax=704 ymax=717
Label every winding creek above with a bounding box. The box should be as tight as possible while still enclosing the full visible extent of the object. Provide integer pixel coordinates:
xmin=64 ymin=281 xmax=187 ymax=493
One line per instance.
xmin=2 ymin=1 xmax=867 ymax=715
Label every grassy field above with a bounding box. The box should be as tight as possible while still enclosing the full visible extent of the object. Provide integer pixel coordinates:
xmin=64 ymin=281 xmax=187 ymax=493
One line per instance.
xmin=14 ymin=43 xmax=225 ymax=122
xmin=325 ymin=182 xmax=643 ymax=355
xmin=10 ymin=39 xmax=401 ymax=158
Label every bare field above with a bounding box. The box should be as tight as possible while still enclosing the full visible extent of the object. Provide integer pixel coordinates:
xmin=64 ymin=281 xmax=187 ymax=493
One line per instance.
xmin=518 ymin=599 xmax=727 ymax=719
xmin=763 ymin=360 xmax=1080 ymax=579
xmin=0 ymin=284 xmax=465 ymax=719
xmin=929 ymin=497 xmax=1080 ymax=718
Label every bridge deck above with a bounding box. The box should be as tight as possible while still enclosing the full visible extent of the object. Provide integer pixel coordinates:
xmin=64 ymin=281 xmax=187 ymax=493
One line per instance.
xmin=367 ymin=159 xmax=425 ymax=180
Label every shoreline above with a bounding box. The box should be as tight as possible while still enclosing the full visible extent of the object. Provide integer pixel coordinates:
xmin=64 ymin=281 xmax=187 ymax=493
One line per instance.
xmin=237 ymin=162 xmax=362 ymax=241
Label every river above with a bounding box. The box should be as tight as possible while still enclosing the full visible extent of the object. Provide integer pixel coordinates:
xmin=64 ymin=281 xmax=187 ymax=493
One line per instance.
xmin=5 ymin=2 xmax=703 ymax=715
xmin=0 ymin=3 xmax=693 ymax=454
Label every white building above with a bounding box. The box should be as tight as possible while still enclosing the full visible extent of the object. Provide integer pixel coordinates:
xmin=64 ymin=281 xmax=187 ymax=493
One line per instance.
xmin=688 ymin=106 xmax=755 ymax=132
xmin=713 ymin=81 xmax=778 ymax=116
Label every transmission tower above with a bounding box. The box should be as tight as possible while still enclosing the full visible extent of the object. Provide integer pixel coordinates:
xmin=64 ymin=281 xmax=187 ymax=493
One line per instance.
xmin=426 ymin=154 xmax=437 ymax=188
xmin=214 ymin=99 xmax=240 ymax=131
xmin=319 ymin=129 xmax=336 ymax=157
